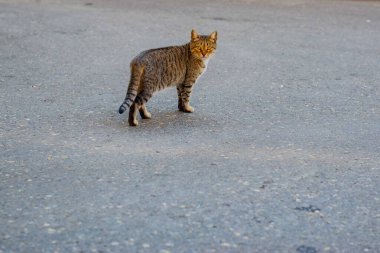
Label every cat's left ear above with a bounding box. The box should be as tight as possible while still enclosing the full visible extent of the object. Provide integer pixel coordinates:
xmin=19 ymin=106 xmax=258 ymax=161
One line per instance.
xmin=209 ymin=31 xmax=217 ymax=42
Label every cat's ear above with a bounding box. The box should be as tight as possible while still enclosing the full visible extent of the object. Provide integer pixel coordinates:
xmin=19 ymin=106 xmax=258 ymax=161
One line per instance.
xmin=209 ymin=31 xmax=217 ymax=42
xmin=191 ymin=29 xmax=200 ymax=41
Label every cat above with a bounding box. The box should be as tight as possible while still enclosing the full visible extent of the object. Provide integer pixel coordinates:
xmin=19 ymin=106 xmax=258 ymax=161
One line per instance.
xmin=118 ymin=29 xmax=217 ymax=126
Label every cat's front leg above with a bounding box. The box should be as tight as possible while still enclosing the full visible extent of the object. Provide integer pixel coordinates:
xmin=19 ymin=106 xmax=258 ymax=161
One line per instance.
xmin=177 ymin=86 xmax=184 ymax=112
xmin=180 ymin=82 xmax=195 ymax=113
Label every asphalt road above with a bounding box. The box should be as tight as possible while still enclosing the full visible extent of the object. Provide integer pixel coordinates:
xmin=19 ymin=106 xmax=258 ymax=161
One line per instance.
xmin=1 ymin=0 xmax=379 ymax=252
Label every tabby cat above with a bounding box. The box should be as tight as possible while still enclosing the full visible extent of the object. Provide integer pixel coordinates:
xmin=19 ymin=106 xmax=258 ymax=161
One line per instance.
xmin=118 ymin=29 xmax=217 ymax=126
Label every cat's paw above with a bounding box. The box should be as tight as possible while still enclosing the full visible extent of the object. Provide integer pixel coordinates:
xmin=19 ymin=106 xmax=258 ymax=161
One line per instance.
xmin=139 ymin=110 xmax=151 ymax=119
xmin=128 ymin=119 xmax=139 ymax=126
xmin=183 ymin=105 xmax=195 ymax=113
xmin=142 ymin=112 xmax=151 ymax=119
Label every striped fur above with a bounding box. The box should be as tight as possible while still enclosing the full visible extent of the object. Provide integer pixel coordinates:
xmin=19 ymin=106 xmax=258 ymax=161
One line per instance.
xmin=119 ymin=29 xmax=217 ymax=126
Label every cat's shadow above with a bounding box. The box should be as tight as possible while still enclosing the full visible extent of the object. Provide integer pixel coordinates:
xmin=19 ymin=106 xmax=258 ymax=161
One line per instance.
xmin=107 ymin=108 xmax=219 ymax=132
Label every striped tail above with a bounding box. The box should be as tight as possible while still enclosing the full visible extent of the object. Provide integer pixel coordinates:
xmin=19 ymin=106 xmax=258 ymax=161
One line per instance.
xmin=118 ymin=64 xmax=143 ymax=114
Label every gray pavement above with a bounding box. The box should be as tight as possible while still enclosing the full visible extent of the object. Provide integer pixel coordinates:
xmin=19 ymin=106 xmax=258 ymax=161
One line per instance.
xmin=1 ymin=0 xmax=380 ymax=252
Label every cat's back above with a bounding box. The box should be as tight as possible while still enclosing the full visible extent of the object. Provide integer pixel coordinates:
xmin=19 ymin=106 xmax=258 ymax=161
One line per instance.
xmin=132 ymin=44 xmax=189 ymax=66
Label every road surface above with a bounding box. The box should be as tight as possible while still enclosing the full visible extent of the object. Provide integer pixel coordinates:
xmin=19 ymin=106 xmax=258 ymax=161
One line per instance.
xmin=1 ymin=0 xmax=379 ymax=252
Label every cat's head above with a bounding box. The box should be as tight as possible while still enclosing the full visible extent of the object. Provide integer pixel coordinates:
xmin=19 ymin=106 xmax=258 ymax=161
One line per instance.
xmin=189 ymin=29 xmax=217 ymax=60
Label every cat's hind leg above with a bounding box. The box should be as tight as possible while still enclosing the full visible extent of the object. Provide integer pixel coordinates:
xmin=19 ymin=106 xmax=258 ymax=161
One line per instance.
xmin=133 ymin=89 xmax=153 ymax=124
xmin=139 ymin=104 xmax=151 ymax=119
xmin=128 ymin=103 xmax=140 ymax=126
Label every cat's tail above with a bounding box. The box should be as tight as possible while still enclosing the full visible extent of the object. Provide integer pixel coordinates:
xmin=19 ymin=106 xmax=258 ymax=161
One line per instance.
xmin=118 ymin=63 xmax=144 ymax=114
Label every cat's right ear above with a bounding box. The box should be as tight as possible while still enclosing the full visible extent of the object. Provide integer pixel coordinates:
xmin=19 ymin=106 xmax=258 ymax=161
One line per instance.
xmin=191 ymin=29 xmax=200 ymax=41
